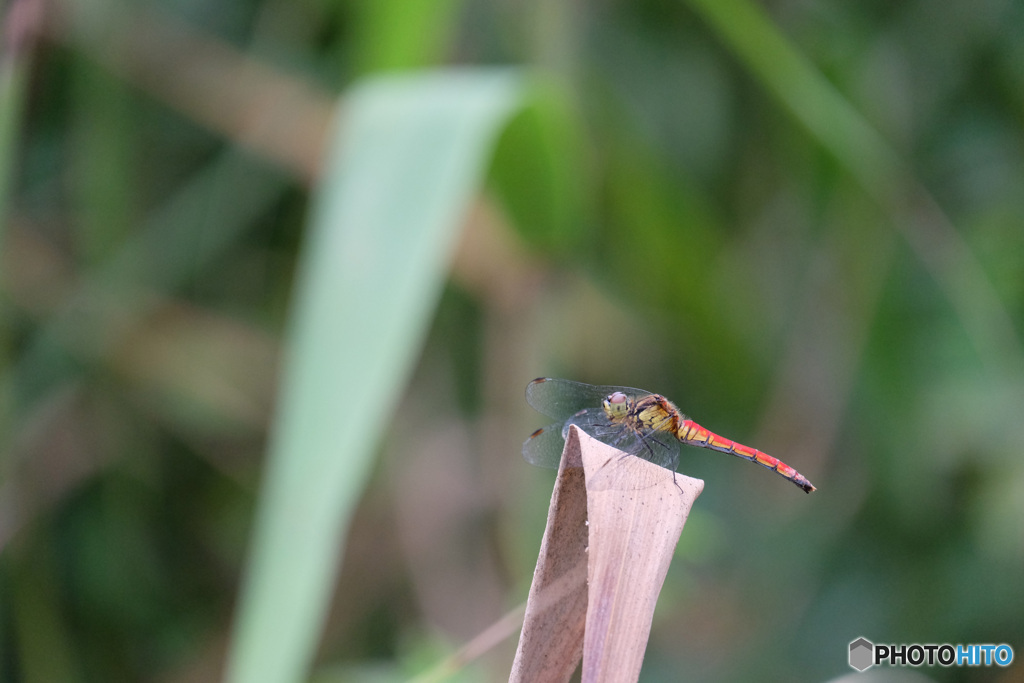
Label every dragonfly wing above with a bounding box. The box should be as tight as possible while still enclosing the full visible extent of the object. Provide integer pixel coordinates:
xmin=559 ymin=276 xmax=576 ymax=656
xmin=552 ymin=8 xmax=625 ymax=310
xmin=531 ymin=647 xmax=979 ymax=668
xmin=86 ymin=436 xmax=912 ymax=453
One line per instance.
xmin=584 ymin=436 xmax=678 ymax=491
xmin=567 ymin=416 xmax=682 ymax=491
xmin=522 ymin=406 xmax=608 ymax=468
xmin=525 ymin=378 xmax=649 ymax=421
xmin=575 ymin=416 xmax=681 ymax=472
xmin=523 ymin=378 xmax=680 ymax=490
xmin=560 ymin=407 xmax=608 ymax=439
xmin=521 ymin=423 xmax=567 ymax=469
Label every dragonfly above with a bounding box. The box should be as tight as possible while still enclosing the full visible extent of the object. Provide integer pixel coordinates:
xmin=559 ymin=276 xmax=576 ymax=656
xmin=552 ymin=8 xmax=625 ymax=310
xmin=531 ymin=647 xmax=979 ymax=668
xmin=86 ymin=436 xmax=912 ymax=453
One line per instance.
xmin=523 ymin=378 xmax=816 ymax=493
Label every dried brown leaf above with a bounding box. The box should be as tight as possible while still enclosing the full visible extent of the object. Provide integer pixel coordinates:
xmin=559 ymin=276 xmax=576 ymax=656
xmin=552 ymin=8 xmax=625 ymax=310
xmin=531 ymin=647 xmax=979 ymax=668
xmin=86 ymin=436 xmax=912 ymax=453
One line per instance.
xmin=511 ymin=426 xmax=703 ymax=683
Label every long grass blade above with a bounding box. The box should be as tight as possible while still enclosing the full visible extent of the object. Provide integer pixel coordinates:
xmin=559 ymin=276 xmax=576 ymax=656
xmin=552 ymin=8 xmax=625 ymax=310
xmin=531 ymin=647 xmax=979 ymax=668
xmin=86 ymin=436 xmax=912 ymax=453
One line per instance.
xmin=224 ymin=69 xmax=523 ymax=683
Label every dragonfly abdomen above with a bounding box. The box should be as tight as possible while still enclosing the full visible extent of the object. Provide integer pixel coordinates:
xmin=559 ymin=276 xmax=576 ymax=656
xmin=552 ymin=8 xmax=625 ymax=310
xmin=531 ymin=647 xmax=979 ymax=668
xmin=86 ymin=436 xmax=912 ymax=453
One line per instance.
xmin=677 ymin=419 xmax=816 ymax=493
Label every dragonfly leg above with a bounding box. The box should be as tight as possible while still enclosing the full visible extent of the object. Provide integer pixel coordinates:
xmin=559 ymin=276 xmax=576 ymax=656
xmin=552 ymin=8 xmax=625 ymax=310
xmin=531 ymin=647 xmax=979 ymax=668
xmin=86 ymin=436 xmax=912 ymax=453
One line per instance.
xmin=648 ymin=435 xmax=672 ymax=451
xmin=647 ymin=436 xmax=684 ymax=493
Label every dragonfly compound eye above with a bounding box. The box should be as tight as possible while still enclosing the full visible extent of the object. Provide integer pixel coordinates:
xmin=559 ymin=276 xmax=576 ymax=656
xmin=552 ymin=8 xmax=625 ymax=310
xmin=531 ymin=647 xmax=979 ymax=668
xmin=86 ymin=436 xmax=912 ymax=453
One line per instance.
xmin=602 ymin=392 xmax=630 ymax=419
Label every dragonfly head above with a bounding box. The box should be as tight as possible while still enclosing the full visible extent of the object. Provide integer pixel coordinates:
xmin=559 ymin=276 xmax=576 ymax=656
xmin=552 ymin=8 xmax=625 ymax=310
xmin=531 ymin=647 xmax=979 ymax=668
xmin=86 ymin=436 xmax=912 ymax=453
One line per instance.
xmin=602 ymin=391 xmax=631 ymax=421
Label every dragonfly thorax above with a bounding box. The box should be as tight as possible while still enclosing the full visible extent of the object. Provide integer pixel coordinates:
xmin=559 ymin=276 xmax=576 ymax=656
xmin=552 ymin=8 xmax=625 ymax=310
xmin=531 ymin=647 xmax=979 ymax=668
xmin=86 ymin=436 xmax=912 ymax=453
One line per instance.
xmin=633 ymin=394 xmax=684 ymax=435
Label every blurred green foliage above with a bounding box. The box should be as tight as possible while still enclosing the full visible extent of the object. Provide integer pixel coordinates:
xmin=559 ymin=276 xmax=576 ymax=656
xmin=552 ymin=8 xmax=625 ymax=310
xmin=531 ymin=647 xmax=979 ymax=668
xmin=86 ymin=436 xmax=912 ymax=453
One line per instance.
xmin=3 ymin=0 xmax=1024 ymax=681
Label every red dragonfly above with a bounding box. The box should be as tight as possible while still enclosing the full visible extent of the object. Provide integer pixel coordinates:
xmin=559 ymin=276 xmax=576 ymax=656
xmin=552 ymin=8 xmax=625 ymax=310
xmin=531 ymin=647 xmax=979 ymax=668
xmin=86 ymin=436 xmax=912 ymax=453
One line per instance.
xmin=524 ymin=378 xmax=816 ymax=493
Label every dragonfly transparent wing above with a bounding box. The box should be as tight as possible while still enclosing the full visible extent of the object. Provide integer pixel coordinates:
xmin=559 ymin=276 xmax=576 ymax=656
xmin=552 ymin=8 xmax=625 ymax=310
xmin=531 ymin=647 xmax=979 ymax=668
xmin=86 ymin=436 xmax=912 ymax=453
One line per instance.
xmin=521 ymin=407 xmax=611 ymax=469
xmin=525 ymin=378 xmax=649 ymax=421
xmin=522 ymin=422 xmax=571 ymax=469
xmin=522 ymin=404 xmax=681 ymax=490
xmin=584 ymin=419 xmax=680 ymax=490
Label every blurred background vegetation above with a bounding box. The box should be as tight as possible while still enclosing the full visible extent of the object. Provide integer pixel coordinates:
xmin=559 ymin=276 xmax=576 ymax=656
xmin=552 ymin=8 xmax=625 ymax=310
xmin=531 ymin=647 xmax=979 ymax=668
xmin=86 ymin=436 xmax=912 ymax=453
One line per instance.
xmin=2 ymin=0 xmax=1023 ymax=681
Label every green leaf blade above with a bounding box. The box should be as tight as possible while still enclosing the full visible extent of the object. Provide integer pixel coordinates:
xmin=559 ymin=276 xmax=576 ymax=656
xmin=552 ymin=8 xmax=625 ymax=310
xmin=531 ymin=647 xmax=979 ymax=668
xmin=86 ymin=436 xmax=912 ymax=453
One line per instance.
xmin=225 ymin=68 xmax=524 ymax=683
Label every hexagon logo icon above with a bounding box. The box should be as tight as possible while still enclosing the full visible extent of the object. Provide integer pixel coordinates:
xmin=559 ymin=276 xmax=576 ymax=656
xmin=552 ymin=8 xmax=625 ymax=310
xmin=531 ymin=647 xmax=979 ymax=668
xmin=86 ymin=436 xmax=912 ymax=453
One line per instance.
xmin=849 ymin=637 xmax=874 ymax=671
